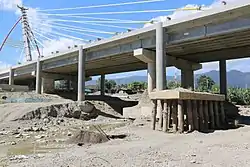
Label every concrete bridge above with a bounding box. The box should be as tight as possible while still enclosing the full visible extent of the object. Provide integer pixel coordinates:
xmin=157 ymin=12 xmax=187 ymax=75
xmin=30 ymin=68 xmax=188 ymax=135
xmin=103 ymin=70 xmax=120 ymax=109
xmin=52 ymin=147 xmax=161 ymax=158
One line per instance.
xmin=1 ymin=0 xmax=250 ymax=101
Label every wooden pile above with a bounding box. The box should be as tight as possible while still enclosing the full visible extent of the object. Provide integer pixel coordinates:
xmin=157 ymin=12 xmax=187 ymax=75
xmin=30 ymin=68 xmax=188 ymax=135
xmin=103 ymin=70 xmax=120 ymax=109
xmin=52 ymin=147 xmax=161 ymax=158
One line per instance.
xmin=150 ymin=90 xmax=226 ymax=133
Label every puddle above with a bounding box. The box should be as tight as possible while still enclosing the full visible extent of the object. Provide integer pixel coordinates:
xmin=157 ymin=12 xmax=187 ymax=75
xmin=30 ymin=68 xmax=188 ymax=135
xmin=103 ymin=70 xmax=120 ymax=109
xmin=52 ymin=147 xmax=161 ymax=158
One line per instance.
xmin=7 ymin=144 xmax=62 ymax=156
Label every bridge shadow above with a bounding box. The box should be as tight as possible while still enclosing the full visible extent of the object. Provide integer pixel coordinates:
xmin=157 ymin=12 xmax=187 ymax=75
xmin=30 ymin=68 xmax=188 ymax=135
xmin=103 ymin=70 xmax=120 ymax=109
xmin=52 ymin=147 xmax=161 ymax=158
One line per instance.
xmin=86 ymin=95 xmax=138 ymax=115
xmin=54 ymin=91 xmax=138 ymax=115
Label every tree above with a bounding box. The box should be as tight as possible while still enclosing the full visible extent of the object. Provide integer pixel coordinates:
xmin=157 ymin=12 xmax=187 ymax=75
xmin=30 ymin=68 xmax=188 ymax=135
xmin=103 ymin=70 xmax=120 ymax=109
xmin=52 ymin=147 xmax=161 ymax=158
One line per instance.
xmin=196 ymin=75 xmax=215 ymax=92
xmin=167 ymin=80 xmax=181 ymax=89
xmin=128 ymin=81 xmax=147 ymax=91
xmin=211 ymin=84 xmax=220 ymax=94
xmin=96 ymin=78 xmax=117 ymax=91
xmin=105 ymin=79 xmax=116 ymax=91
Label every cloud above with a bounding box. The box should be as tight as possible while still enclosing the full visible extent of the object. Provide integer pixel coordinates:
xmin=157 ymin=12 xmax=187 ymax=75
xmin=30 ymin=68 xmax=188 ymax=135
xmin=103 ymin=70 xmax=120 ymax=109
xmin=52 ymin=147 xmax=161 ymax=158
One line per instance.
xmin=0 ymin=61 xmax=10 ymax=71
xmin=29 ymin=37 xmax=83 ymax=60
xmin=0 ymin=0 xmax=22 ymax=11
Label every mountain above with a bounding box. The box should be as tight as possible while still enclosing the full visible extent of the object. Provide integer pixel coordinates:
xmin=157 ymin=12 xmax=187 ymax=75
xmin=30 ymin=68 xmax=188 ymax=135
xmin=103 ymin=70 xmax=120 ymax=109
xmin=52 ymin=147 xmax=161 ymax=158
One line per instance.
xmin=86 ymin=70 xmax=250 ymax=88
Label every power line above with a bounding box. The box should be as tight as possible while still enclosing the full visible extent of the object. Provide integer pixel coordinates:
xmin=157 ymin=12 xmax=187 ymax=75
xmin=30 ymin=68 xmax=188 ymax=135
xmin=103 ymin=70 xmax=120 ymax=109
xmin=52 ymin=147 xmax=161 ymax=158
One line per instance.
xmin=37 ymin=0 xmax=165 ymax=12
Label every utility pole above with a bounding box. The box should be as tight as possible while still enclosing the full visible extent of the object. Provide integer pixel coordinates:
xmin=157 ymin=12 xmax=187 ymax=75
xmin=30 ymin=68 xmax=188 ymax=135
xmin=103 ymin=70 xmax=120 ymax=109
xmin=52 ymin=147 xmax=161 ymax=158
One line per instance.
xmin=17 ymin=5 xmax=32 ymax=61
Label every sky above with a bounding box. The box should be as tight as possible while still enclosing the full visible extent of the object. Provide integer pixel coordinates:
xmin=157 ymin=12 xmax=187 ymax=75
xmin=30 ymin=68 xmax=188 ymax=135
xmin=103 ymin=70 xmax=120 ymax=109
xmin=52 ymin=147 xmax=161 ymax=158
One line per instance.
xmin=0 ymin=0 xmax=250 ymax=79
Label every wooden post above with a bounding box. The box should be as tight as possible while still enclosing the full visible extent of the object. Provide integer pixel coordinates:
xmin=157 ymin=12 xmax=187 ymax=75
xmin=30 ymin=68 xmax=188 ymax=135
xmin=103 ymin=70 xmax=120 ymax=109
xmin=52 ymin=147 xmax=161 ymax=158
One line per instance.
xmin=209 ymin=101 xmax=215 ymax=129
xmin=178 ymin=100 xmax=184 ymax=133
xmin=204 ymin=101 xmax=209 ymax=130
xmin=214 ymin=101 xmax=221 ymax=129
xmin=151 ymin=100 xmax=157 ymax=130
xmin=162 ymin=100 xmax=168 ymax=132
xmin=187 ymin=100 xmax=193 ymax=132
xmin=167 ymin=100 xmax=171 ymax=130
xmin=220 ymin=101 xmax=226 ymax=127
xmin=158 ymin=100 xmax=163 ymax=130
xmin=192 ymin=100 xmax=199 ymax=131
xmin=172 ymin=100 xmax=178 ymax=132
xmin=198 ymin=100 xmax=205 ymax=131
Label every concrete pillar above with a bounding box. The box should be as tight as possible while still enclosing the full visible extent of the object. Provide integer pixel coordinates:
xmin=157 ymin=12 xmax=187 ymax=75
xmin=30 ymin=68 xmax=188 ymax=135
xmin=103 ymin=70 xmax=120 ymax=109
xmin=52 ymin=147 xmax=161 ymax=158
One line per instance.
xmin=147 ymin=62 xmax=156 ymax=94
xmin=181 ymin=70 xmax=194 ymax=90
xmin=219 ymin=60 xmax=227 ymax=98
xmin=36 ymin=58 xmax=42 ymax=94
xmin=156 ymin=22 xmax=166 ymax=127
xmin=77 ymin=46 xmax=86 ymax=101
xmin=41 ymin=77 xmax=55 ymax=94
xmin=9 ymin=67 xmax=14 ymax=85
xmin=156 ymin=22 xmax=166 ymax=91
xmin=100 ymin=74 xmax=105 ymax=96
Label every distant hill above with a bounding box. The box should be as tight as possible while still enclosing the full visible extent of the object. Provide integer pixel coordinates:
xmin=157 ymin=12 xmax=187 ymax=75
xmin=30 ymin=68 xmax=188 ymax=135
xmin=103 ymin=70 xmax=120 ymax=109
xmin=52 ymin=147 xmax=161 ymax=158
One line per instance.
xmin=86 ymin=70 xmax=250 ymax=88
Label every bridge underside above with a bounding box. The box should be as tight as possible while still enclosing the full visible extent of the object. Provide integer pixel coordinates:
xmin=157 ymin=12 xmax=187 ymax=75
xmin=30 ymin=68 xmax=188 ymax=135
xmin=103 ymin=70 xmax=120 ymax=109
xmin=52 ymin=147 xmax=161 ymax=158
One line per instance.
xmin=7 ymin=26 xmax=250 ymax=83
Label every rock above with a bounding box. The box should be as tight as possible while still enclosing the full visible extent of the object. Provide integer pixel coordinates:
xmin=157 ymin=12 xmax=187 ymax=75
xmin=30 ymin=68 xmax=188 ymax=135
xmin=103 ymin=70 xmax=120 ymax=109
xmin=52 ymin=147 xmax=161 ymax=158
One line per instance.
xmin=77 ymin=143 xmax=84 ymax=146
xmin=190 ymin=160 xmax=196 ymax=164
xmin=15 ymin=134 xmax=22 ymax=138
xmin=12 ymin=130 xmax=20 ymax=135
xmin=0 ymin=140 xmax=5 ymax=144
xmin=31 ymin=127 xmax=39 ymax=132
xmin=0 ymin=131 xmax=8 ymax=135
xmin=40 ymin=127 xmax=47 ymax=131
xmin=54 ymin=138 xmax=66 ymax=143
xmin=35 ymin=135 xmax=45 ymax=139
xmin=23 ymin=128 xmax=32 ymax=132
xmin=43 ymin=118 xmax=50 ymax=124
xmin=67 ymin=132 xmax=72 ymax=137
xmin=10 ymin=155 xmax=28 ymax=161
xmin=56 ymin=120 xmax=60 ymax=125
xmin=11 ymin=141 xmax=16 ymax=145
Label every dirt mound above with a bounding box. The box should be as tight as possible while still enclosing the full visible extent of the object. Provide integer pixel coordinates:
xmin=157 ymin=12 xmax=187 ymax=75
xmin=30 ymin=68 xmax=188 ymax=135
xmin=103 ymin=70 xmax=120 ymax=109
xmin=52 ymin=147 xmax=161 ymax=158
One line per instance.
xmin=19 ymin=101 xmax=99 ymax=121
xmin=68 ymin=130 xmax=109 ymax=144
xmin=137 ymin=90 xmax=153 ymax=108
xmin=0 ymin=92 xmax=68 ymax=103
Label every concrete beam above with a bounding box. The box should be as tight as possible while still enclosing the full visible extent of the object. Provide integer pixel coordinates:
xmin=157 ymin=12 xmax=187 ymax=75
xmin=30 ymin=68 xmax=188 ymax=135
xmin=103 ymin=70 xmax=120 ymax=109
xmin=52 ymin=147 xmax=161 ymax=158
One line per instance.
xmin=133 ymin=48 xmax=202 ymax=71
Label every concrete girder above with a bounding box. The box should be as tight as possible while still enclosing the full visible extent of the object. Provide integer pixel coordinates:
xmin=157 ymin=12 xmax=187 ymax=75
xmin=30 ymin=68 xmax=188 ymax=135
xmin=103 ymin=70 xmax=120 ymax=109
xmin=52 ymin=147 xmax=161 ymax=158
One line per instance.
xmin=133 ymin=48 xmax=202 ymax=71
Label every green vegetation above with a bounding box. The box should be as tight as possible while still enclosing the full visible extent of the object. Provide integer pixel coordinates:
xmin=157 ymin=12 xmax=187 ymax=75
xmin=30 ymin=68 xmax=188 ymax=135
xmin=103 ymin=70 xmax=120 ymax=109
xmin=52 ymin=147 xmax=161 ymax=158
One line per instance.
xmin=127 ymin=81 xmax=147 ymax=91
xmin=196 ymin=75 xmax=250 ymax=105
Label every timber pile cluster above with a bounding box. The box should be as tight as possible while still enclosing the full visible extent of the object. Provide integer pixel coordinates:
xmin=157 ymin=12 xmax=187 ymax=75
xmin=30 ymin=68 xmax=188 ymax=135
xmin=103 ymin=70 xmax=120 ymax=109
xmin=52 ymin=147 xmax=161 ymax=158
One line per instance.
xmin=150 ymin=90 xmax=227 ymax=133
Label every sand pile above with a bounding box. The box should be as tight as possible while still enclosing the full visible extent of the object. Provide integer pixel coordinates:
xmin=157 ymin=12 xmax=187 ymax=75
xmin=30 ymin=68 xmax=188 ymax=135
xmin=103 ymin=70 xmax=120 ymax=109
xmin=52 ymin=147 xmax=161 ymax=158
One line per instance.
xmin=68 ymin=130 xmax=109 ymax=144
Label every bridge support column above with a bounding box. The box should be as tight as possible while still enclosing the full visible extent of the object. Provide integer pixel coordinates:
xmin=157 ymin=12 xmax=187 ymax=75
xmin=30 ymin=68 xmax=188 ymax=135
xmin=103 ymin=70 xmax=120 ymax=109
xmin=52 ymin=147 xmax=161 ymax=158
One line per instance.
xmin=219 ymin=60 xmax=227 ymax=99
xmin=156 ymin=22 xmax=166 ymax=129
xmin=148 ymin=62 xmax=156 ymax=94
xmin=77 ymin=46 xmax=86 ymax=101
xmin=41 ymin=77 xmax=55 ymax=94
xmin=9 ymin=67 xmax=14 ymax=85
xmin=181 ymin=70 xmax=194 ymax=90
xmin=156 ymin=22 xmax=166 ymax=91
xmin=100 ymin=74 xmax=105 ymax=96
xmin=36 ymin=59 xmax=42 ymax=94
